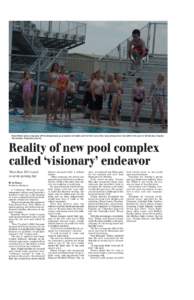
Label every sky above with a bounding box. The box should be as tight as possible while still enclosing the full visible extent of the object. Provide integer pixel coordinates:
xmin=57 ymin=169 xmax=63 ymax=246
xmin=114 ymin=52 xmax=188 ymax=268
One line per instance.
xmin=70 ymin=21 xmax=148 ymax=56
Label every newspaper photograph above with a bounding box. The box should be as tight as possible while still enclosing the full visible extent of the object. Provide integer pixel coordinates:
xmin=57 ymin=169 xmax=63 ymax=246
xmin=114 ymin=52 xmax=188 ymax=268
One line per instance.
xmin=9 ymin=21 xmax=167 ymax=134
xmin=1 ymin=4 xmax=193 ymax=300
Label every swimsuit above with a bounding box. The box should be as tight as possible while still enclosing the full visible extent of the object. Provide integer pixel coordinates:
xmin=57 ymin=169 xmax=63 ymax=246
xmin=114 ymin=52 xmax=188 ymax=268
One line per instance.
xmin=153 ymin=85 xmax=165 ymax=97
xmin=58 ymin=74 xmax=69 ymax=92
xmin=133 ymin=86 xmax=145 ymax=103
xmin=133 ymin=97 xmax=143 ymax=103
xmin=152 ymin=84 xmax=165 ymax=104
xmin=93 ymin=94 xmax=103 ymax=111
xmin=83 ymin=81 xmax=93 ymax=108
xmin=133 ymin=46 xmax=148 ymax=57
xmin=108 ymin=94 xmax=113 ymax=112
xmin=48 ymin=72 xmax=59 ymax=92
xmin=48 ymin=86 xmax=57 ymax=92
xmin=22 ymin=80 xmax=33 ymax=97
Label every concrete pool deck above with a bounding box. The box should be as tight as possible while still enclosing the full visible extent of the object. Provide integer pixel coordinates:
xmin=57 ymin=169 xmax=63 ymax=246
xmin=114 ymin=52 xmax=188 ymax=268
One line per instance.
xmin=9 ymin=113 xmax=167 ymax=134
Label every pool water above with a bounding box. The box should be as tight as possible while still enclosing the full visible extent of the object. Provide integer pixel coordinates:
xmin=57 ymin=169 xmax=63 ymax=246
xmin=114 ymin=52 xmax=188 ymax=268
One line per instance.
xmin=9 ymin=120 xmax=128 ymax=133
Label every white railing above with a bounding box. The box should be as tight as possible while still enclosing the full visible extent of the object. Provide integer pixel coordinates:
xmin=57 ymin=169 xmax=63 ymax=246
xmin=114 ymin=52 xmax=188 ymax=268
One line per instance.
xmin=102 ymin=22 xmax=167 ymax=60
xmin=31 ymin=21 xmax=87 ymax=38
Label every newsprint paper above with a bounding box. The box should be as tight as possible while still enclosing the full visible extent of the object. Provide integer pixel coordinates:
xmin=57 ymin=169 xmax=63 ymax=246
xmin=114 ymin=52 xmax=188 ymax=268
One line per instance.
xmin=1 ymin=4 xmax=194 ymax=300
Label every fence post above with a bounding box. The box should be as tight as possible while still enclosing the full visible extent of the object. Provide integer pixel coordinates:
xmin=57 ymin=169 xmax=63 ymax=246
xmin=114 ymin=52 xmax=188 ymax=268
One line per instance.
xmin=146 ymin=22 xmax=151 ymax=52
xmin=48 ymin=21 xmax=52 ymax=34
xmin=105 ymin=60 xmax=108 ymax=78
xmin=35 ymin=57 xmax=40 ymax=115
xmin=126 ymin=39 xmax=128 ymax=59
xmin=146 ymin=22 xmax=152 ymax=62
xmin=21 ymin=21 xmax=25 ymax=32
xmin=152 ymin=23 xmax=157 ymax=56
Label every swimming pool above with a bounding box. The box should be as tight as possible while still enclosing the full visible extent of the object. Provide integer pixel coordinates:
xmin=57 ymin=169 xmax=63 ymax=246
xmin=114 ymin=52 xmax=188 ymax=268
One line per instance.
xmin=9 ymin=119 xmax=129 ymax=133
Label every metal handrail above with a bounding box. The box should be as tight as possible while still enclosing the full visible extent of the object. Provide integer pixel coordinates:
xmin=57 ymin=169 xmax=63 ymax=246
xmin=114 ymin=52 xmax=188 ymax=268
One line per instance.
xmin=101 ymin=23 xmax=149 ymax=60
xmin=101 ymin=21 xmax=167 ymax=60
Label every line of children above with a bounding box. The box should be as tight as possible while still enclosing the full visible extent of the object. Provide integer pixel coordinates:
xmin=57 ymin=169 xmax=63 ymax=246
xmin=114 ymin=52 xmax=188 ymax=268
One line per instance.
xmin=83 ymin=71 xmax=166 ymax=128
xmin=130 ymin=74 xmax=166 ymax=128
xmin=21 ymin=65 xmax=76 ymax=123
xmin=21 ymin=67 xmax=166 ymax=129
xmin=83 ymin=71 xmax=123 ymax=126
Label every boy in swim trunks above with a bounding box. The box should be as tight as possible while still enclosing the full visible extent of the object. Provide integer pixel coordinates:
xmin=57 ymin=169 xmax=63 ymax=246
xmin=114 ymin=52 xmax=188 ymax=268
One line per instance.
xmin=91 ymin=70 xmax=106 ymax=124
xmin=128 ymin=29 xmax=148 ymax=76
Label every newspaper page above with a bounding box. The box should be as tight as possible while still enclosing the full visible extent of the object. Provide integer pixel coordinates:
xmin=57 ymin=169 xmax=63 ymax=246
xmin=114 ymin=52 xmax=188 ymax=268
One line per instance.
xmin=1 ymin=2 xmax=194 ymax=300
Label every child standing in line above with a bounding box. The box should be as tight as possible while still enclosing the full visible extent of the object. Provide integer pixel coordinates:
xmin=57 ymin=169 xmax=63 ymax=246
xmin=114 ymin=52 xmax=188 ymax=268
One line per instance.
xmin=65 ymin=74 xmax=76 ymax=122
xmin=21 ymin=71 xmax=34 ymax=118
xmin=108 ymin=73 xmax=123 ymax=126
xmin=57 ymin=65 xmax=69 ymax=120
xmin=148 ymin=73 xmax=166 ymax=129
xmin=83 ymin=72 xmax=96 ymax=123
xmin=130 ymin=77 xmax=145 ymax=127
xmin=47 ymin=63 xmax=59 ymax=121
xmin=91 ymin=70 xmax=106 ymax=124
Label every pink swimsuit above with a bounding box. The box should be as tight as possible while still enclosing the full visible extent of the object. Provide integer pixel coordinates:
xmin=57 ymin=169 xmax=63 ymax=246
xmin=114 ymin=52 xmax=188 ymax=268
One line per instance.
xmin=22 ymin=79 xmax=33 ymax=97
